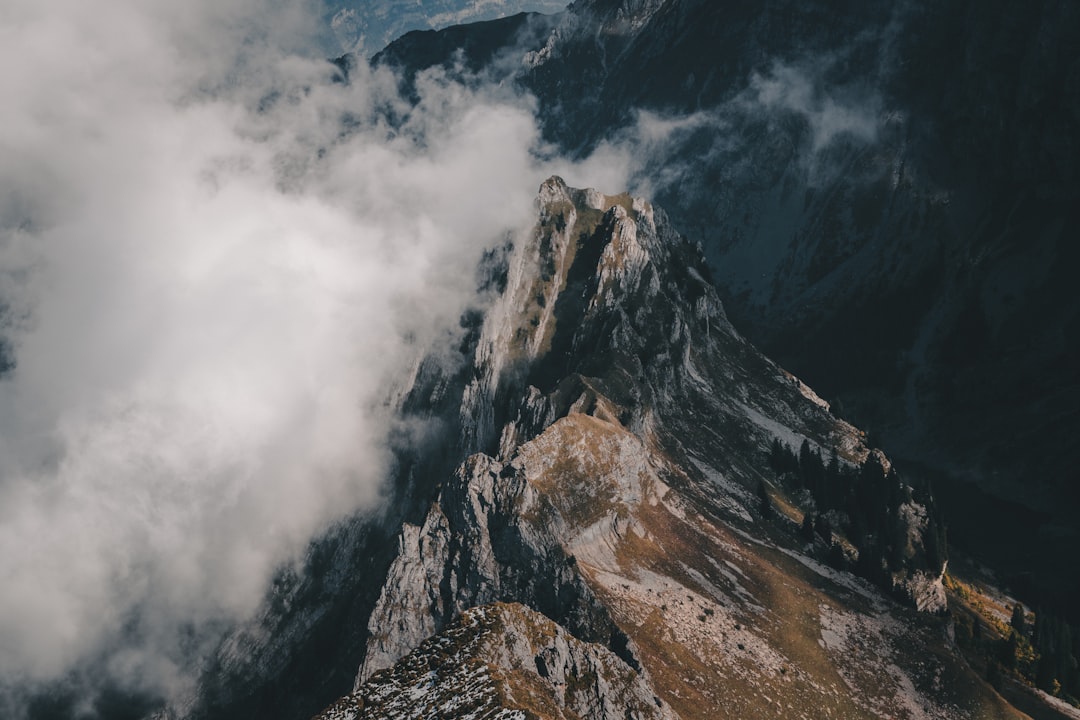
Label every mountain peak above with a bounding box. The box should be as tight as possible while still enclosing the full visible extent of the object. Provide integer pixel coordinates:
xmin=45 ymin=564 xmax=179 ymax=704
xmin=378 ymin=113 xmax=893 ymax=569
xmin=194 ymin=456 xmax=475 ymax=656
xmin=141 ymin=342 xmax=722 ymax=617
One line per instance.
xmin=291 ymin=180 xmax=1021 ymax=719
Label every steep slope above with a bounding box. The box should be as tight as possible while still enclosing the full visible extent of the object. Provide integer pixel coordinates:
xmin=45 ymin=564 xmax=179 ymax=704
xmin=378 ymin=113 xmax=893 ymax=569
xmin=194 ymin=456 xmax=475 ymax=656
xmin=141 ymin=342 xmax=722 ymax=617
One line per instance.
xmin=308 ymin=178 xmax=1025 ymax=719
xmin=371 ymin=0 xmax=1080 ymax=612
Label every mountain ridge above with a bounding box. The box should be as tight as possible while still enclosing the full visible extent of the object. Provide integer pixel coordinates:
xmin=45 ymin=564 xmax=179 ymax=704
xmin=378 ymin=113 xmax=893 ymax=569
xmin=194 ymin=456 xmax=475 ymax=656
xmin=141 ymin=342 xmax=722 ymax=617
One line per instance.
xmin=289 ymin=177 xmax=1039 ymax=719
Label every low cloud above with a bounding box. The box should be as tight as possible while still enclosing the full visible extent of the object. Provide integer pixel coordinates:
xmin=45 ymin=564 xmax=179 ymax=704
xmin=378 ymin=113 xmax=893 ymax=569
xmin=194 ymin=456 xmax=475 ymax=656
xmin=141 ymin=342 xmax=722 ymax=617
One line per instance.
xmin=596 ymin=110 xmax=730 ymax=199
xmin=577 ymin=56 xmax=887 ymax=213
xmin=747 ymin=61 xmax=881 ymax=153
xmin=0 ymin=0 xmax=627 ymax=713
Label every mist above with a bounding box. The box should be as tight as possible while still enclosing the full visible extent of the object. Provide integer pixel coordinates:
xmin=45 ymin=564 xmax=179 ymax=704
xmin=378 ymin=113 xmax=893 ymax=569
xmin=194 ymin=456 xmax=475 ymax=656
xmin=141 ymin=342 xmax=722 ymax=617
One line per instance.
xmin=0 ymin=0 xmax=625 ymax=712
xmin=523 ymin=54 xmax=882 ymax=257
xmin=747 ymin=61 xmax=881 ymax=153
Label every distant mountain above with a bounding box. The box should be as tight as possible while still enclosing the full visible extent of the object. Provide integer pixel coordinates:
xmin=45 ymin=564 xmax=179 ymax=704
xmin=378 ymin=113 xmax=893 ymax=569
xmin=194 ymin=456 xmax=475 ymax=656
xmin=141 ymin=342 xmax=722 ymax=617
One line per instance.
xmin=371 ymin=0 xmax=1080 ymax=618
xmin=321 ymin=0 xmax=566 ymax=54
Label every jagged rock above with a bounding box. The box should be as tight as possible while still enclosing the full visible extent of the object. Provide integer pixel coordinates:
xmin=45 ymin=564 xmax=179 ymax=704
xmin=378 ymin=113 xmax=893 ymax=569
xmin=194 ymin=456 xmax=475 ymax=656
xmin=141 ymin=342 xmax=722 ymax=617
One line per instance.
xmin=319 ymin=603 xmax=674 ymax=720
xmin=358 ymin=435 xmax=629 ymax=684
xmin=358 ymin=509 xmax=454 ymax=686
xmin=896 ymin=567 xmax=948 ymax=614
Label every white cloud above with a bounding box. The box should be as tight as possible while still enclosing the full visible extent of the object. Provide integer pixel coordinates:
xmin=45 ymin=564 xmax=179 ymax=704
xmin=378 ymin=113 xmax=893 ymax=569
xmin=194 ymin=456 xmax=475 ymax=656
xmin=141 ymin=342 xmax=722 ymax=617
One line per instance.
xmin=748 ymin=61 xmax=881 ymax=153
xmin=566 ymin=58 xmax=885 ymax=209
xmin=0 ymin=0 xmax=626 ymax=712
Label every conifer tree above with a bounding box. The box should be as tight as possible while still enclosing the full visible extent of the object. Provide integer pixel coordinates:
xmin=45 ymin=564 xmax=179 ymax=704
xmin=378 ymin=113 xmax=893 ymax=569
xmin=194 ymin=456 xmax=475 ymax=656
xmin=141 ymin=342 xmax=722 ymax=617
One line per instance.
xmin=1011 ymin=604 xmax=1026 ymax=637
xmin=757 ymin=478 xmax=771 ymax=515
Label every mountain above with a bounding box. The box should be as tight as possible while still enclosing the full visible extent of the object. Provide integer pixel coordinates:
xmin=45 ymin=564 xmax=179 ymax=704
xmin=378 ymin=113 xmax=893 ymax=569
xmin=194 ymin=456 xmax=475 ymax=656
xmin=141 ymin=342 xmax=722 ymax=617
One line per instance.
xmin=370 ymin=0 xmax=1080 ymax=621
xmin=248 ymin=176 xmax=1040 ymax=720
xmin=322 ymin=0 xmax=566 ymax=54
xmin=163 ymin=3 xmax=1080 ymax=716
xmin=7 ymin=3 xmax=1079 ymax=719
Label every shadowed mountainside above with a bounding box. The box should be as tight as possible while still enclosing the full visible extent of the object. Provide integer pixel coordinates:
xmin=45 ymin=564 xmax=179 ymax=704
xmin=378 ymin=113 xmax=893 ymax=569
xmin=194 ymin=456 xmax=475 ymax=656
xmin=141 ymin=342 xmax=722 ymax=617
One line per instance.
xmin=371 ymin=0 xmax=1080 ymax=614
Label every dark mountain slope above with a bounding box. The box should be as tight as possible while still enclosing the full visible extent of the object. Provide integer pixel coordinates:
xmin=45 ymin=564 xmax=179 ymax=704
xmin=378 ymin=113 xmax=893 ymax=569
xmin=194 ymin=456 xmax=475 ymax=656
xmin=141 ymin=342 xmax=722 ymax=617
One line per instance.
xmin=371 ymin=0 xmax=1080 ymax=611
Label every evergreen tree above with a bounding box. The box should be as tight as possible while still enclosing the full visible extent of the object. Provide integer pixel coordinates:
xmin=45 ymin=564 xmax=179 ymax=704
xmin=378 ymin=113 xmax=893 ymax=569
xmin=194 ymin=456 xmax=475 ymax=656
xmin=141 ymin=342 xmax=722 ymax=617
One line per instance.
xmin=768 ymin=438 xmax=784 ymax=473
xmin=987 ymin=660 xmax=1003 ymax=690
xmin=816 ymin=514 xmax=833 ymax=543
xmin=757 ymin=478 xmax=771 ymax=515
xmin=1011 ymin=604 xmax=1027 ymax=637
xmin=769 ymin=439 xmax=800 ymax=485
xmin=795 ymin=440 xmax=827 ymax=501
xmin=1034 ymin=609 xmax=1057 ymax=691
xmin=855 ymin=541 xmax=881 ymax=584
xmin=1000 ymin=632 xmax=1019 ymax=670
xmin=827 ymin=541 xmax=846 ymax=570
xmin=924 ymin=507 xmax=947 ymax=572
xmin=823 ymin=451 xmax=841 ymax=509
xmin=1057 ymin=623 xmax=1075 ymax=695
xmin=799 ymin=440 xmax=815 ymax=493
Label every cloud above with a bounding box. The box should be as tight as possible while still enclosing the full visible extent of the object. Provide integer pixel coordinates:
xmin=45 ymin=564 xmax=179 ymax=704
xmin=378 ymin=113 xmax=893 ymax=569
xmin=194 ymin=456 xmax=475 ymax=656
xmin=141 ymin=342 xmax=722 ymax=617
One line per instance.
xmin=565 ymin=55 xmax=888 ymax=217
xmin=747 ymin=61 xmax=881 ymax=153
xmin=597 ymin=110 xmax=731 ymax=198
xmin=0 ymin=0 xmax=627 ymax=713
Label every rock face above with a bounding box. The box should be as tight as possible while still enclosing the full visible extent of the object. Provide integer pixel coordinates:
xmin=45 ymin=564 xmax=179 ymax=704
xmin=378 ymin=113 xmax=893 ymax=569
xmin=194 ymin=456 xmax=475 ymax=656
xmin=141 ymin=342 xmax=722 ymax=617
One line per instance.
xmin=373 ymin=0 xmax=1080 ymax=610
xmin=300 ymin=178 xmax=1029 ymax=720
xmin=319 ymin=603 xmax=673 ymax=720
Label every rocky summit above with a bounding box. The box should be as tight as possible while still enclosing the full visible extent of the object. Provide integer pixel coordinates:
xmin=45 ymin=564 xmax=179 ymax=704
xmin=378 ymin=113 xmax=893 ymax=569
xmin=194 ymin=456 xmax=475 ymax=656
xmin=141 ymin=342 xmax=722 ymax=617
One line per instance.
xmin=299 ymin=178 xmax=1021 ymax=719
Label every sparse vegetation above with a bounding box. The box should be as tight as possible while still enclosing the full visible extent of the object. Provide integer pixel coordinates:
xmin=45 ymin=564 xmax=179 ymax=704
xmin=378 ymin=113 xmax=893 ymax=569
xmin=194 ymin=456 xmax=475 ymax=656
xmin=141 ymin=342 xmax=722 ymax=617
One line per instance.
xmin=945 ymin=574 xmax=1080 ymax=708
xmin=768 ymin=438 xmax=948 ymax=599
